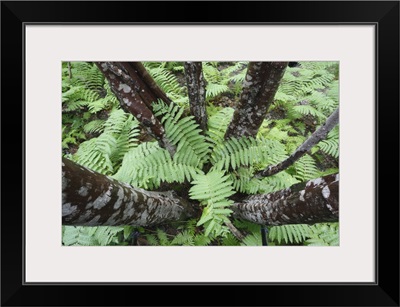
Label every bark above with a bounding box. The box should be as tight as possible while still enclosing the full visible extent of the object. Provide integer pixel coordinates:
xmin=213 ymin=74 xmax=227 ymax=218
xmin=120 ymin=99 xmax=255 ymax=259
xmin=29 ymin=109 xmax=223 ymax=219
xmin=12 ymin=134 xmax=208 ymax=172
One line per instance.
xmin=63 ymin=156 xmax=338 ymax=227
xmin=232 ymin=173 xmax=339 ymax=226
xmin=95 ymin=62 xmax=175 ymax=155
xmin=184 ymin=62 xmax=208 ymax=132
xmin=62 ymin=157 xmax=195 ymax=226
xmin=255 ymin=108 xmax=339 ymax=178
xmin=225 ymin=62 xmax=288 ymax=139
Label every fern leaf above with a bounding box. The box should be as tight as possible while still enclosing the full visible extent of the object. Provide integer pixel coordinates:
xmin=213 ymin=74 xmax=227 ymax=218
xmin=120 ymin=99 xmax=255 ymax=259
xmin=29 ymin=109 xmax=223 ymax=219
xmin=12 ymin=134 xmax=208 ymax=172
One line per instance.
xmin=293 ymin=154 xmax=320 ymax=181
xmin=206 ymin=83 xmax=230 ymax=99
xmin=154 ymin=101 xmax=211 ymax=168
xmin=62 ymin=226 xmax=98 ymax=246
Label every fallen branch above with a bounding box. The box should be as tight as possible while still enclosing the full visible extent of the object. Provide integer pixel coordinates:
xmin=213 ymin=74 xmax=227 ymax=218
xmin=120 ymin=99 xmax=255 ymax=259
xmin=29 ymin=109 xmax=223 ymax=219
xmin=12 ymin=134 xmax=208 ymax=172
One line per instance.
xmin=255 ymin=108 xmax=339 ymax=178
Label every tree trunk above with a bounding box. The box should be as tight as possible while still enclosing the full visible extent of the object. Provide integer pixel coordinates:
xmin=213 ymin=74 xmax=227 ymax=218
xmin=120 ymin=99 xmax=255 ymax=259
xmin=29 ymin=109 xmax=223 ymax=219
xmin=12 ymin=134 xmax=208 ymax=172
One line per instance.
xmin=184 ymin=62 xmax=208 ymax=132
xmin=95 ymin=62 xmax=175 ymax=155
xmin=62 ymin=157 xmax=196 ymax=226
xmin=232 ymin=173 xmax=339 ymax=225
xmin=63 ymin=156 xmax=338 ymax=227
xmin=225 ymin=62 xmax=288 ymax=139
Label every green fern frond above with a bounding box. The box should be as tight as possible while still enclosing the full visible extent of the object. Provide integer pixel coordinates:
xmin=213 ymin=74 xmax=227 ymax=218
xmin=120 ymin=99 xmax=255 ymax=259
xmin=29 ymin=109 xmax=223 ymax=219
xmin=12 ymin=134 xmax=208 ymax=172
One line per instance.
xmin=241 ymin=233 xmax=262 ymax=246
xmin=143 ymin=63 xmax=187 ymax=104
xmin=305 ymin=223 xmax=339 ymax=246
xmin=73 ymin=133 xmax=117 ymax=175
xmin=318 ymin=139 xmax=339 ymax=159
xmin=93 ymin=226 xmax=125 ymax=246
xmin=189 ymin=170 xmax=235 ymax=237
xmin=202 ymin=62 xmax=223 ymax=83
xmin=145 ymin=234 xmax=160 ymax=246
xmin=114 ymin=142 xmax=201 ymax=189
xmin=211 ymin=137 xmax=287 ymax=171
xmin=154 ymin=101 xmax=211 ymax=168
xmin=194 ymin=234 xmax=213 ymax=246
xmin=62 ymin=226 xmax=98 ymax=246
xmin=72 ymin=62 xmax=105 ymax=90
xmin=233 ymin=171 xmax=299 ymax=194
xmin=292 ymin=154 xmax=320 ymax=181
xmin=292 ymin=104 xmax=326 ymax=120
xmin=207 ymin=107 xmax=235 ymax=146
xmin=171 ymin=230 xmax=195 ymax=246
xmin=190 ymin=170 xmax=235 ymax=203
xmin=269 ymin=224 xmax=311 ymax=244
xmin=83 ymin=119 xmax=106 ymax=134
xmin=206 ymin=83 xmax=230 ymax=99
xmin=318 ymin=126 xmax=339 ymax=158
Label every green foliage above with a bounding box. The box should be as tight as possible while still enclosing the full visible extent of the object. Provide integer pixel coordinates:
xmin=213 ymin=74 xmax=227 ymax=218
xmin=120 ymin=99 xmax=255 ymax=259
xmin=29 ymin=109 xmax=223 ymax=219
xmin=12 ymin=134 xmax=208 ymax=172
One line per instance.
xmin=144 ymin=220 xmax=213 ymax=246
xmin=305 ymin=223 xmax=339 ymax=246
xmin=317 ymin=126 xmax=339 ymax=158
xmin=62 ymin=61 xmax=339 ymax=246
xmin=206 ymin=107 xmax=235 ymax=147
xmin=143 ymin=62 xmax=188 ymax=105
xmin=202 ymin=61 xmax=248 ymax=100
xmin=62 ymin=62 xmax=120 ymax=152
xmin=113 ymin=142 xmax=200 ymax=189
xmin=269 ymin=224 xmax=311 ymax=244
xmin=189 ymin=170 xmax=235 ymax=237
xmin=154 ymin=100 xmax=211 ymax=168
xmin=292 ymin=154 xmax=321 ymax=181
xmin=62 ymin=226 xmax=125 ymax=246
xmin=72 ymin=109 xmax=140 ymax=175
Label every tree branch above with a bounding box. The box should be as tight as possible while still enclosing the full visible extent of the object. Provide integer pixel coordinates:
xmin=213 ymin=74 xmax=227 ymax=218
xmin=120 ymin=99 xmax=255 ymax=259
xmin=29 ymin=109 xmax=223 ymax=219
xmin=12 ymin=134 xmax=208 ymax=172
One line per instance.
xmin=225 ymin=62 xmax=288 ymax=139
xmin=255 ymin=108 xmax=339 ymax=178
xmin=95 ymin=62 xmax=176 ymax=155
xmin=232 ymin=173 xmax=339 ymax=226
xmin=184 ymin=62 xmax=208 ymax=132
xmin=62 ymin=158 xmax=196 ymax=226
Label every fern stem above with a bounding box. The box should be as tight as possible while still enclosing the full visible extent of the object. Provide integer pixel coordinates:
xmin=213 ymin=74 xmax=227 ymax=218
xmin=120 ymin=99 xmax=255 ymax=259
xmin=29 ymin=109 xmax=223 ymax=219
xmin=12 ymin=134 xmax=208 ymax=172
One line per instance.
xmin=255 ymin=108 xmax=339 ymax=178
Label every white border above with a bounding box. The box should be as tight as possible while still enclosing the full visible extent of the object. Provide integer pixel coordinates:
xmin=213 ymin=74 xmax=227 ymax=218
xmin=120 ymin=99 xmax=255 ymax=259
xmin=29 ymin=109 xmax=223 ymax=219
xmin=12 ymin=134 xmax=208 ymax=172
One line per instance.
xmin=25 ymin=25 xmax=375 ymax=283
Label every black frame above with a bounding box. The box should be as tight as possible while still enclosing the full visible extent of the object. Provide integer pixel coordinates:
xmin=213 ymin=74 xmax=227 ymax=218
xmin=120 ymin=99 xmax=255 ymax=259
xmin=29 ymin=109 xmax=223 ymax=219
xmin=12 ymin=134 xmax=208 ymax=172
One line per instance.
xmin=1 ymin=1 xmax=399 ymax=306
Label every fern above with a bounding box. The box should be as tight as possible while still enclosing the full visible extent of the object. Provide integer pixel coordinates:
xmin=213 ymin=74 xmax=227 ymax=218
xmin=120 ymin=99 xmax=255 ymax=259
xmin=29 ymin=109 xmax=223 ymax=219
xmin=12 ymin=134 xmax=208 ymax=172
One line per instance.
xmin=154 ymin=100 xmax=211 ymax=168
xmin=241 ymin=233 xmax=262 ymax=246
xmin=73 ymin=134 xmax=116 ymax=175
xmin=62 ymin=226 xmax=98 ymax=246
xmin=305 ymin=223 xmax=339 ymax=246
xmin=62 ymin=226 xmax=124 ymax=246
xmin=189 ymin=170 xmax=235 ymax=237
xmin=292 ymin=154 xmax=321 ymax=181
xmin=318 ymin=126 xmax=339 ymax=158
xmin=72 ymin=108 xmax=140 ymax=174
xmin=292 ymin=104 xmax=326 ymax=120
xmin=171 ymin=230 xmax=195 ymax=246
xmin=113 ymin=142 xmax=201 ymax=189
xmin=143 ymin=62 xmax=188 ymax=105
xmin=83 ymin=119 xmax=106 ymax=134
xmin=211 ymin=137 xmax=287 ymax=171
xmin=205 ymin=83 xmax=230 ymax=99
xmin=93 ymin=226 xmax=125 ymax=245
xmin=269 ymin=224 xmax=311 ymax=244
xmin=207 ymin=107 xmax=235 ymax=146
